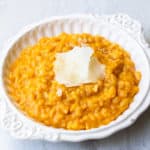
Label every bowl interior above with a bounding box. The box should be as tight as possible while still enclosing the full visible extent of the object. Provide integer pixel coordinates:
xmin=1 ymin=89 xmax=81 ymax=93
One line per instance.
xmin=1 ymin=16 xmax=150 ymax=136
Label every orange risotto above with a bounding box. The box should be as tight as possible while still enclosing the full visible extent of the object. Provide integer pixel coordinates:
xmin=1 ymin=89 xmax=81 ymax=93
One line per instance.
xmin=7 ymin=33 xmax=141 ymax=130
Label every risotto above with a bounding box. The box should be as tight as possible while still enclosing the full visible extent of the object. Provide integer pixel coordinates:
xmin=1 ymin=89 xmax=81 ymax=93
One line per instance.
xmin=7 ymin=33 xmax=141 ymax=130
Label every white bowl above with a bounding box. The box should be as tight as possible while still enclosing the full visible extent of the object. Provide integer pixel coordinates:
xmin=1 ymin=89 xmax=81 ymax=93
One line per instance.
xmin=0 ymin=14 xmax=150 ymax=142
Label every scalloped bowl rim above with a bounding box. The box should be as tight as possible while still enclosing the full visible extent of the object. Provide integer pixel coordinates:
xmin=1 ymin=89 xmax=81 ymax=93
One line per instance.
xmin=0 ymin=14 xmax=150 ymax=142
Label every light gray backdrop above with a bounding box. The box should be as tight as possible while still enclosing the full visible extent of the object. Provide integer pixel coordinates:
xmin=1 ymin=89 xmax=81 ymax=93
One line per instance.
xmin=0 ymin=0 xmax=150 ymax=150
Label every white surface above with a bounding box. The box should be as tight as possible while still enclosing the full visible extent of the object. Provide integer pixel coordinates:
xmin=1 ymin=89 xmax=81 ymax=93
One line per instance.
xmin=0 ymin=0 xmax=150 ymax=149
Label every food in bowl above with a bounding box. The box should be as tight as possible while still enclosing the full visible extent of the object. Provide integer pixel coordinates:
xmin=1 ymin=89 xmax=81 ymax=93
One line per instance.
xmin=6 ymin=33 xmax=141 ymax=130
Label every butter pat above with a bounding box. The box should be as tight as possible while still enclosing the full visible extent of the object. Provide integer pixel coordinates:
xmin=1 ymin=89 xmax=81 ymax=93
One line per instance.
xmin=54 ymin=47 xmax=105 ymax=87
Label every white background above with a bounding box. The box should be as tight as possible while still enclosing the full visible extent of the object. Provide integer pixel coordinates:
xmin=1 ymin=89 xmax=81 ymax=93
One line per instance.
xmin=0 ymin=0 xmax=150 ymax=149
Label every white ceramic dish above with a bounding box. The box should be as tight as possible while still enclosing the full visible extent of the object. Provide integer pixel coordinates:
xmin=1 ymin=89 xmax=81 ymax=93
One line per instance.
xmin=0 ymin=14 xmax=150 ymax=142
